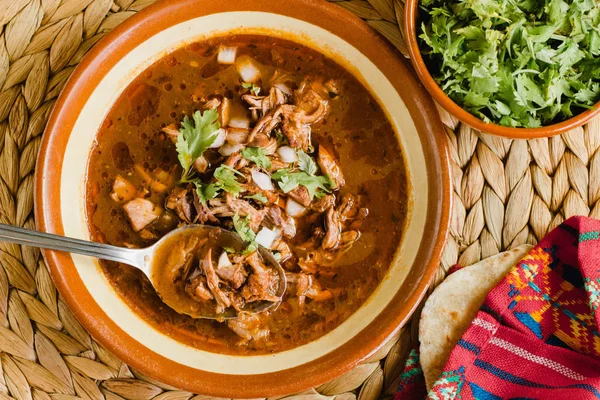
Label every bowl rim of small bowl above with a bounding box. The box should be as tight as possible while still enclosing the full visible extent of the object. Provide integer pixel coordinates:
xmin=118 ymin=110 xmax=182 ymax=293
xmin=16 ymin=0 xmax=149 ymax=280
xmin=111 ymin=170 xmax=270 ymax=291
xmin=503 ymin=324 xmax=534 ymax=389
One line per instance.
xmin=404 ymin=0 xmax=600 ymax=139
xmin=34 ymin=0 xmax=452 ymax=396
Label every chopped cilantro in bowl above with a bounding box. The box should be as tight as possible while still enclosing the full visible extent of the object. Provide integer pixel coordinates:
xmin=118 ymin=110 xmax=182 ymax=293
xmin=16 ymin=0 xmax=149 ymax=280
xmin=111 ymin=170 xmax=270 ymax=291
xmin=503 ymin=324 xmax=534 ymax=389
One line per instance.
xmin=417 ymin=0 xmax=600 ymax=128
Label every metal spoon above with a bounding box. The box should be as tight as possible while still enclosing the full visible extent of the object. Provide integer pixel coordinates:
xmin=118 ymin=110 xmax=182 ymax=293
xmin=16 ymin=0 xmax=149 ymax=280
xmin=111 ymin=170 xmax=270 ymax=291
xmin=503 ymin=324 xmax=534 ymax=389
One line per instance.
xmin=0 ymin=223 xmax=286 ymax=320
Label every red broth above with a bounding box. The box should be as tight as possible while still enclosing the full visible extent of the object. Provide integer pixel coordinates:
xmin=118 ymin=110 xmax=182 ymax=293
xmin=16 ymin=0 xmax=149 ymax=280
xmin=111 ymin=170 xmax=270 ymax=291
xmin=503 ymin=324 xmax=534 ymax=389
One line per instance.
xmin=85 ymin=35 xmax=408 ymax=355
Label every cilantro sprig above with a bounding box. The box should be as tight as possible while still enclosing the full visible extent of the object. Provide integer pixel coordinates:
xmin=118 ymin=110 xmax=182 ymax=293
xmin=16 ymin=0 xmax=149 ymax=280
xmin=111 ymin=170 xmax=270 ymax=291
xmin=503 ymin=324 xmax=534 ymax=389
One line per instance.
xmin=272 ymin=170 xmax=331 ymax=199
xmin=232 ymin=213 xmax=256 ymax=242
xmin=195 ymin=181 xmax=220 ymax=204
xmin=241 ymin=147 xmax=272 ymax=170
xmin=195 ymin=165 xmax=244 ymax=204
xmin=297 ymin=149 xmax=317 ymax=175
xmin=232 ymin=213 xmax=259 ymax=253
xmin=269 ymin=149 xmax=332 ymax=199
xmin=213 ymin=165 xmax=244 ymax=195
xmin=418 ymin=0 xmax=600 ymax=127
xmin=176 ymin=109 xmax=220 ymax=181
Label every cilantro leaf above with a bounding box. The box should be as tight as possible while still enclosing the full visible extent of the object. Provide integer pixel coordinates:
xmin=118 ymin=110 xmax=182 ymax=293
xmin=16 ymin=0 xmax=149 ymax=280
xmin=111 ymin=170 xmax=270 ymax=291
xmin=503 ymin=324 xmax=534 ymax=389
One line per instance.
xmin=277 ymin=173 xmax=300 ymax=193
xmin=176 ymin=109 xmax=220 ymax=181
xmin=590 ymin=31 xmax=600 ymax=56
xmin=243 ymin=241 xmax=259 ymax=254
xmin=292 ymin=172 xmax=332 ymax=199
xmin=272 ymin=170 xmax=331 ymax=200
xmin=232 ymin=213 xmax=256 ymax=242
xmin=241 ymin=147 xmax=272 ymax=169
xmin=271 ymin=168 xmax=290 ymax=181
xmin=574 ymin=83 xmax=600 ymax=103
xmin=194 ymin=181 xmax=220 ymax=204
xmin=194 ymin=165 xmax=244 ymax=204
xmin=514 ymin=73 xmax=546 ymax=109
xmin=555 ymin=40 xmax=585 ymax=74
xmin=232 ymin=212 xmax=258 ymax=253
xmin=244 ymin=193 xmax=268 ymax=204
xmin=297 ymin=150 xmax=317 ymax=175
xmin=241 ymin=82 xmax=261 ymax=95
xmin=213 ymin=165 xmax=244 ymax=196
xmin=273 ymin=151 xmax=331 ymax=198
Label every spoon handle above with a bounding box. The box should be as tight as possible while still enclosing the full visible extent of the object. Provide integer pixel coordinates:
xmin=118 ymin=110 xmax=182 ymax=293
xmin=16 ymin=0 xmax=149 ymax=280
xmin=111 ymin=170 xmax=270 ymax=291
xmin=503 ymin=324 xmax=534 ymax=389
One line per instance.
xmin=0 ymin=223 xmax=147 ymax=268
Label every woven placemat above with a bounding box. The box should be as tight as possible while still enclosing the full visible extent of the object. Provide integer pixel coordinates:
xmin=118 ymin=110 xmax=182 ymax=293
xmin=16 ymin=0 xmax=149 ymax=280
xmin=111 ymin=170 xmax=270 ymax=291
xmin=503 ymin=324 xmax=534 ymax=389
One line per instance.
xmin=0 ymin=0 xmax=598 ymax=399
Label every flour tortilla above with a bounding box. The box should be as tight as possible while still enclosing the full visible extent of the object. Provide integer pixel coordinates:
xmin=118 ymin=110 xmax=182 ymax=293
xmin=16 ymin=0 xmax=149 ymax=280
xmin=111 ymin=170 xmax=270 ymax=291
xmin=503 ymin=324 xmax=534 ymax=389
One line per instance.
xmin=419 ymin=244 xmax=533 ymax=390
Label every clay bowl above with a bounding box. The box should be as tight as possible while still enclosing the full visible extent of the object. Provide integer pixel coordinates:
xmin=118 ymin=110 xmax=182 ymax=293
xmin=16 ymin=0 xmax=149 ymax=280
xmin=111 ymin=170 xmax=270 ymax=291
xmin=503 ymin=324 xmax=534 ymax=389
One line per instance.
xmin=35 ymin=0 xmax=451 ymax=397
xmin=404 ymin=0 xmax=600 ymax=139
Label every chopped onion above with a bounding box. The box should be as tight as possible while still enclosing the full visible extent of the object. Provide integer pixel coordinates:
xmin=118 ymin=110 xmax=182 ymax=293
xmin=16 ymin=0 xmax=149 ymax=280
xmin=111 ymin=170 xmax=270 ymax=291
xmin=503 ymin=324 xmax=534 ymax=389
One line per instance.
xmin=208 ymin=128 xmax=227 ymax=148
xmin=278 ymin=146 xmax=298 ymax=163
xmin=228 ymin=117 xmax=250 ymax=129
xmin=286 ymin=198 xmax=306 ymax=217
xmin=218 ymin=252 xmax=232 ymax=269
xmin=218 ymin=143 xmax=244 ymax=156
xmin=255 ymin=227 xmax=280 ymax=249
xmin=236 ymin=56 xmax=261 ymax=83
xmin=217 ymin=46 xmax=237 ymax=64
xmin=274 ymin=83 xmax=291 ymax=95
xmin=251 ymin=169 xmax=275 ymax=191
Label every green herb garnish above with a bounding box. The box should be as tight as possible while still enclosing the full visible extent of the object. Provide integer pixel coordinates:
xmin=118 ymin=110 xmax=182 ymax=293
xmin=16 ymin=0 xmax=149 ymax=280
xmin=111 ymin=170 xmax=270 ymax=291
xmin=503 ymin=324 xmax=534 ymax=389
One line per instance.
xmin=244 ymin=193 xmax=268 ymax=204
xmin=271 ymin=168 xmax=290 ymax=181
xmin=232 ymin=213 xmax=258 ymax=253
xmin=233 ymin=213 xmax=256 ymax=242
xmin=241 ymin=147 xmax=272 ymax=169
xmin=176 ymin=109 xmax=220 ymax=181
xmin=272 ymin=153 xmax=331 ymax=199
xmin=243 ymin=242 xmax=259 ymax=254
xmin=418 ymin=0 xmax=600 ymax=127
xmin=272 ymin=168 xmax=331 ymax=200
xmin=213 ymin=165 xmax=244 ymax=196
xmin=195 ymin=181 xmax=220 ymax=204
xmin=194 ymin=165 xmax=244 ymax=204
xmin=297 ymin=149 xmax=317 ymax=175
xmin=241 ymin=82 xmax=261 ymax=95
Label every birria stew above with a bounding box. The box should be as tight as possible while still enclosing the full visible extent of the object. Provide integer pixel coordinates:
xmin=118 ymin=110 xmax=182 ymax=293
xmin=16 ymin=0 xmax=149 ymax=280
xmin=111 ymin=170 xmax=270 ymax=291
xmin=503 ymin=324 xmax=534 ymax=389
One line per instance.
xmin=86 ymin=35 xmax=409 ymax=355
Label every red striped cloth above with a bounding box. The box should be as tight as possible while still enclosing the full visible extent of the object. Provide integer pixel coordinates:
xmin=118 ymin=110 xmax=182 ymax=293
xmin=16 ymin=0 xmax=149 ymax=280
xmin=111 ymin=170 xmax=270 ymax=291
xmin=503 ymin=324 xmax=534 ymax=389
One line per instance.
xmin=395 ymin=216 xmax=600 ymax=399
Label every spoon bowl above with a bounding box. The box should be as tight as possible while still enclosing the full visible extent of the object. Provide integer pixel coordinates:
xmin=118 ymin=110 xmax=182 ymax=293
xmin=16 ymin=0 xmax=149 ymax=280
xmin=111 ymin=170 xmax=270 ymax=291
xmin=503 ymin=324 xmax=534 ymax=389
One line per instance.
xmin=0 ymin=223 xmax=286 ymax=319
xmin=146 ymin=225 xmax=286 ymax=319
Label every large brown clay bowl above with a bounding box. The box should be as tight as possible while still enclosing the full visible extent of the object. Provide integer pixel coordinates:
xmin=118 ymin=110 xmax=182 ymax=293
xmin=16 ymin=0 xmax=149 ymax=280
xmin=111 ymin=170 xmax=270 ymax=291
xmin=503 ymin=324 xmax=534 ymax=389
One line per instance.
xmin=35 ymin=0 xmax=451 ymax=397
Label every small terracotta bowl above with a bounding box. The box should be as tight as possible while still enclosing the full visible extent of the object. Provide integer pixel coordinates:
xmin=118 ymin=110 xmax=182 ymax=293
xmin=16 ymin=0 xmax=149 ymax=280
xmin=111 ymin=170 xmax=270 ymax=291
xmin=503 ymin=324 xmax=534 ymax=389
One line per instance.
xmin=35 ymin=0 xmax=451 ymax=397
xmin=404 ymin=0 xmax=600 ymax=139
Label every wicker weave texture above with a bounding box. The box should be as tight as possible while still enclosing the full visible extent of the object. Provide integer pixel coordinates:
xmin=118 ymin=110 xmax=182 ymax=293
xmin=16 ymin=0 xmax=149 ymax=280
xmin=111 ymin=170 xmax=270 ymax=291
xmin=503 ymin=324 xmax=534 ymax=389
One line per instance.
xmin=0 ymin=0 xmax=598 ymax=399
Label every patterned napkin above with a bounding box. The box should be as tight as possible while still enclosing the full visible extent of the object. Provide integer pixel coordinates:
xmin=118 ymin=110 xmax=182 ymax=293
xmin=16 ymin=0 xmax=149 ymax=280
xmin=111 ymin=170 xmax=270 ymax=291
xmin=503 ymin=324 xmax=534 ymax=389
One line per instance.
xmin=395 ymin=216 xmax=600 ymax=399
